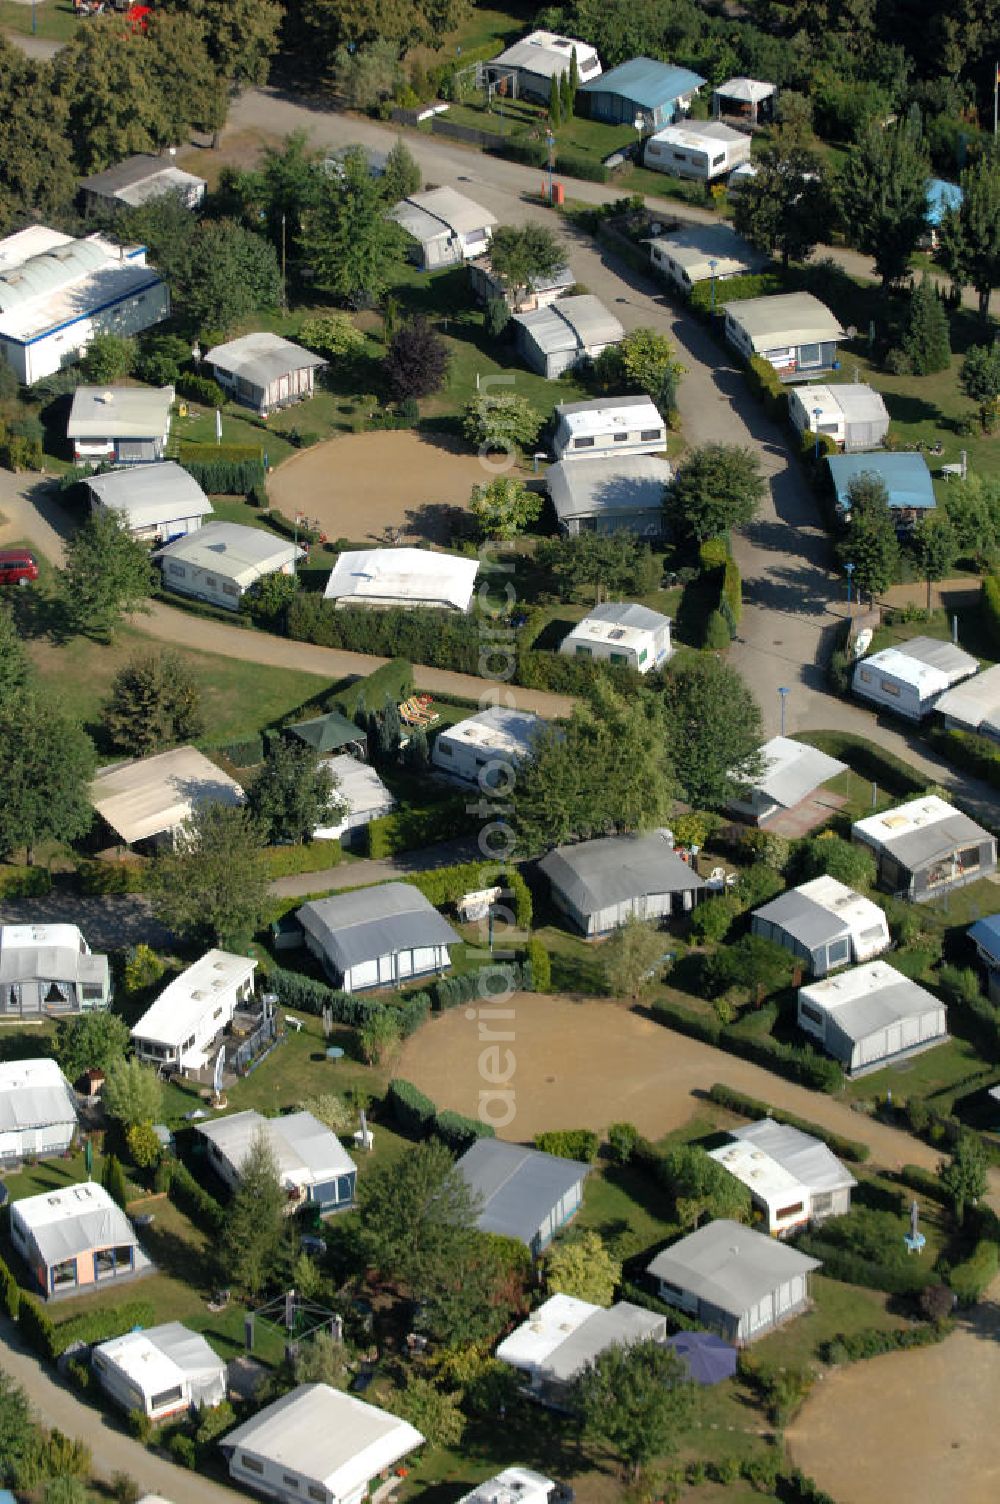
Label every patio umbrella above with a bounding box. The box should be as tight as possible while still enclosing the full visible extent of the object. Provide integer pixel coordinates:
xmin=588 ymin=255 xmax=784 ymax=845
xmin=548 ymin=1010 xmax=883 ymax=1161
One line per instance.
xmin=666 ymin=1330 xmax=738 ymax=1385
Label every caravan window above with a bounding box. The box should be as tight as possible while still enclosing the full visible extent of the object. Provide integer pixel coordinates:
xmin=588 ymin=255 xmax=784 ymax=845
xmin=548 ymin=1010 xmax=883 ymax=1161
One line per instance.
xmin=712 ymin=154 xmax=726 ymax=167
xmin=640 ymin=429 xmax=662 ymax=442
xmin=958 ymin=845 xmax=981 ymax=872
xmin=798 ymin=342 xmax=823 ymax=367
xmin=151 ymin=1385 xmax=184 ymax=1410
xmin=879 ymin=679 xmax=901 ymax=696
xmin=800 ymin=1001 xmax=824 ymax=1026
xmin=573 ymin=436 xmax=595 ymax=449
xmin=776 ymin=1201 xmax=805 ymax=1221
xmin=613 ymin=431 xmax=628 ymax=442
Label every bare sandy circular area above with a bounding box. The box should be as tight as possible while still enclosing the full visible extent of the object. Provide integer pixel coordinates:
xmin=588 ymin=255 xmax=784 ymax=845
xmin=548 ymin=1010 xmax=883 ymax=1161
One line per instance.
xmin=267 ymin=430 xmax=494 ymax=544
xmin=786 ymin=1302 xmax=1000 ymax=1504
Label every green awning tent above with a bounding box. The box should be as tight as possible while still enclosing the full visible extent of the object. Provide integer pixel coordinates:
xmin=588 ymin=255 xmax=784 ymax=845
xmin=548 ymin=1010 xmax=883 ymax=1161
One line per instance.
xmin=286 ymin=709 xmax=366 ymax=755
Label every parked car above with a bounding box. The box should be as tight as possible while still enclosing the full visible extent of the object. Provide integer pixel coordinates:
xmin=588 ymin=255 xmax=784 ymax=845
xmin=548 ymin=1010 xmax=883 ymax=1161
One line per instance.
xmin=0 ymin=549 xmax=38 ymax=587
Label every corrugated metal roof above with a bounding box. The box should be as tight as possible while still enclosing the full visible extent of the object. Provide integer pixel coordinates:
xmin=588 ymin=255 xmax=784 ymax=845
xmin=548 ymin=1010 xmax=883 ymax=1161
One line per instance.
xmin=580 ymin=56 xmax=705 ymax=107
xmin=204 ymin=333 xmax=325 ymax=390
xmin=297 ymin=883 xmax=459 ymax=974
xmin=86 ymin=461 xmax=212 ymax=529
xmin=457 ymin=1139 xmax=589 ymax=1245
xmin=647 ymin=1220 xmax=820 ymax=1317
xmin=723 ymin=291 xmax=844 ymax=351
xmin=547 ymin=454 xmax=672 ymax=522
xmin=827 ymin=451 xmax=936 ymax=512
xmin=515 ymin=294 xmax=623 ymax=354
xmin=539 ymin=832 xmax=705 ymax=915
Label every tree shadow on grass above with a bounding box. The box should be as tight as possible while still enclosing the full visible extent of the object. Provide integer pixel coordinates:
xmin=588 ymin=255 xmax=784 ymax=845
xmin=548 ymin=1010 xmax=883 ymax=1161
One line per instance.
xmin=882 ymin=391 xmax=945 ymax=427
xmin=142 ymin=1223 xmax=215 ymax=1292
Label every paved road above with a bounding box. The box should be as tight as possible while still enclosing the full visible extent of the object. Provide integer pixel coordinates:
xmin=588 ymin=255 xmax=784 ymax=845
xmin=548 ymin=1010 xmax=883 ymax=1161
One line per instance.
xmin=0 ymin=1317 xmax=243 ymax=1504
xmin=269 ymin=835 xmax=481 ymax=899
xmin=5 ymin=30 xmax=62 ymax=58
xmin=0 ymin=893 xmax=171 ymax=950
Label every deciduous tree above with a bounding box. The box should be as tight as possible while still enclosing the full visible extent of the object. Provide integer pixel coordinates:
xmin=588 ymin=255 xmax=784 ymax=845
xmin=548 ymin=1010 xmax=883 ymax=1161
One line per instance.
xmin=937 ymin=153 xmax=1000 ymax=322
xmin=380 ymin=137 xmax=422 ymax=203
xmin=298 ymin=312 xmax=367 ymax=361
xmin=600 ymin=916 xmax=672 ymax=998
xmin=462 ymin=392 xmax=543 ymax=454
xmin=247 ymin=739 xmax=342 ymax=845
xmin=660 ymin=1144 xmax=753 ymax=1228
xmin=662 ymin=657 xmax=764 ymax=809
xmin=177 ymin=221 xmax=282 ymax=332
xmin=301 ymin=148 xmax=405 ymax=306
xmin=488 ymin=223 xmax=565 ymax=307
xmin=800 ymin=833 xmax=876 ymax=888
xmin=0 ymin=692 xmax=95 ymax=862
xmin=150 ymin=803 xmax=269 ymax=948
xmin=60 ymin=511 xmax=153 ymax=642
xmin=0 ymin=41 xmax=76 ymax=230
xmin=0 ymin=1370 xmax=37 ymax=1485
xmin=838 ymin=472 xmax=900 ymax=600
xmin=80 ymin=335 xmax=137 ymax=385
xmin=669 ymin=443 xmax=766 ymax=544
xmin=0 ymin=606 xmax=30 ymax=710
xmin=574 ymin=1339 xmax=695 ymax=1478
xmin=939 ymin=1133 xmax=988 ymax=1225
xmin=102 ymin=651 xmax=204 ymax=756
xmin=838 ymin=114 xmax=930 ymax=287
xmin=162 ymin=0 xmax=282 ymax=87
xmin=959 ymin=342 xmax=1000 ymax=432
xmin=469 ymin=476 xmax=542 ymax=540
xmin=913 ymin=512 xmax=957 ymax=610
xmin=535 ymin=534 xmax=660 ymax=600
xmin=222 ymin=1130 xmax=287 ymax=1296
xmin=734 ymin=145 xmax=833 ymax=268
xmin=383 ymin=316 xmax=449 ymax=399
xmin=102 ymin=1058 xmax=164 ymax=1129
xmin=547 ymin=1230 xmax=621 ymax=1305
xmin=54 ymin=1012 xmax=131 ymax=1081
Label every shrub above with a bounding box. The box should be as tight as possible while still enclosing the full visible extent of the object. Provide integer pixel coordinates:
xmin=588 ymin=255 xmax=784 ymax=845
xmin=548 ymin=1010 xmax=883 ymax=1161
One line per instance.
xmin=128 ymin=1409 xmax=152 ymax=1443
xmin=703 ymin=608 xmax=732 ymax=649
xmin=982 ymin=576 xmax=1000 ymax=654
xmin=176 ymin=372 xmax=227 ymax=408
xmin=110 ymin=1474 xmax=141 ymax=1504
xmin=920 ymin=1282 xmax=957 ymax=1322
xmin=194 ymin=1398 xmax=236 ymax=1445
xmin=948 ymin=1239 xmax=999 ymax=1304
xmin=364 ymin=797 xmax=473 ymax=857
xmin=123 ymin=943 xmax=165 ymax=995
xmin=897 ymin=1164 xmax=950 ymax=1204
xmin=0 ymin=1252 xmax=21 ymax=1318
xmin=534 ymin=1128 xmax=599 ymax=1163
xmin=819 ymin=1322 xmax=951 ymax=1364
xmin=18 ymin=1297 xmax=59 ymax=1361
xmin=387 ymin=1078 xmax=437 ymax=1136
xmin=432 ymin=963 xmax=527 ymax=1012
xmin=705 ymin=1082 xmax=870 ymax=1162
xmin=608 ymin=1121 xmax=639 ymax=1164
xmin=525 ymin=938 xmax=550 ymax=993
xmin=168 ymin=1433 xmax=197 ymax=1468
xmin=180 ymin=456 xmax=266 ymax=495
xmin=168 ymin=1160 xmax=225 ymax=1237
xmin=127 ymin=1121 xmax=162 ymax=1169
xmin=688 ymin=895 xmax=740 ymax=943
xmin=433 ymin=1109 xmax=495 ymax=1153
xmin=507 ymin=868 xmax=532 ymax=928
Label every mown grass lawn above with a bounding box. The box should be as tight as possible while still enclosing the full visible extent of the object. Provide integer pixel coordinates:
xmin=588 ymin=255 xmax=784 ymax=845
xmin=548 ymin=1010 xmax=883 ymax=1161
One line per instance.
xmin=0 ymin=0 xmax=77 ymax=41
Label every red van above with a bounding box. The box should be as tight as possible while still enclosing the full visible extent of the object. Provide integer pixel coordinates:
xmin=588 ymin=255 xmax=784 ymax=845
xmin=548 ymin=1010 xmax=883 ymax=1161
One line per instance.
xmin=0 ymin=549 xmax=39 ymax=587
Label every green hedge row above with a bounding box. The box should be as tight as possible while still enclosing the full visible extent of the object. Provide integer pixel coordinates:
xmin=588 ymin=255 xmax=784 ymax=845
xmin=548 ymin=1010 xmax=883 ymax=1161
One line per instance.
xmin=287 ymin=596 xmax=482 ymax=673
xmin=928 ymin=725 xmax=1000 ymax=792
xmin=17 ymin=1295 xmax=157 ymax=1361
xmin=0 ymin=1251 xmax=20 ymax=1318
xmin=819 ymin=1322 xmax=951 ymax=1364
xmin=794 ymin=1234 xmax=932 ymax=1294
xmin=689 ymin=271 xmax=786 ymax=316
xmin=332 ymin=658 xmax=414 ymax=720
xmin=655 ymin=1000 xmax=845 ymax=1093
xmin=180 ymin=458 xmax=266 ymax=495
xmin=744 ymin=354 xmax=789 ymax=420
xmin=363 ymin=797 xmax=474 ymax=858
xmin=434 ymin=1109 xmax=496 ymax=1152
xmin=384 ymin=1076 xmax=495 ymax=1151
xmin=178 ymin=441 xmax=264 ymax=465
xmin=707 ymin=1083 xmax=871 ymax=1163
xmin=433 ymin=961 xmax=531 ymax=1011
xmin=534 ymin=1128 xmax=599 ymax=1162
xmin=167 ymin=1159 xmax=226 ymax=1237
xmin=792 ymin=732 xmax=927 ymax=798
xmin=175 ymin=373 xmax=227 ymax=408
xmin=895 ymin=1163 xmax=950 ymax=1204
xmin=267 ymin=964 xmax=431 ymax=1038
xmin=618 ymin=1279 xmax=706 ymax=1333
xmin=948 ymin=1239 xmax=999 ymax=1304
xmin=982 ymin=576 xmax=1000 ymax=654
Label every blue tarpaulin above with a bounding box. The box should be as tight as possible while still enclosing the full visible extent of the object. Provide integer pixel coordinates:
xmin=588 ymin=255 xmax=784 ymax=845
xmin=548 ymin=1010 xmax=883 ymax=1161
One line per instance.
xmin=667 ymin=1329 xmax=738 ymax=1385
xmin=826 ymin=451 xmax=936 ymax=513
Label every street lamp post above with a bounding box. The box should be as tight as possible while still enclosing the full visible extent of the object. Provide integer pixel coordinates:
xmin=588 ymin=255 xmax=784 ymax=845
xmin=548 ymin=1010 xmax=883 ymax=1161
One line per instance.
xmin=813 ymin=406 xmax=823 ymax=460
xmin=778 ymin=686 xmax=790 ymax=737
xmin=545 ymin=130 xmax=555 ymax=203
xmin=845 ymin=560 xmax=855 ymax=605
xmin=708 ymin=257 xmax=718 ymax=313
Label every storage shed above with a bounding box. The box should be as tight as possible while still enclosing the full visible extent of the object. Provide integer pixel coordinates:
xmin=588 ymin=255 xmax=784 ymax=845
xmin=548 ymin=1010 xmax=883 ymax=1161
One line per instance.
xmin=85 ymin=461 xmax=212 ymax=543
xmin=647 ymin=1221 xmax=820 ymax=1344
xmin=313 ymin=755 xmax=395 ymax=843
xmin=456 ymin=1138 xmax=590 ymax=1255
xmin=728 ymin=737 xmax=847 ymax=825
xmin=552 ymin=396 xmax=667 ymax=461
xmin=198 ymin=1109 xmax=357 ymax=1213
xmin=935 ymin=663 xmax=1000 ymax=739
xmin=90 ymin=746 xmax=243 ymax=851
xmin=579 ymin=57 xmax=705 ymax=130
xmin=643 ymin=121 xmax=751 ymax=181
xmin=514 ymin=295 xmax=623 ymax=379
xmin=559 ymin=601 xmax=672 ymax=672
xmin=827 ymin=451 xmax=936 ymax=528
xmin=486 ymin=30 xmax=601 ymax=103
xmin=391 ymin=187 xmax=497 ymax=270
xmin=431 ymin=707 xmax=545 ymax=786
xmin=797 ymin=960 xmax=947 ymax=1072
xmin=496 ymin=1294 xmax=666 ymax=1406
xmin=647 ymin=223 xmax=766 ymax=295
xmin=538 ymin=831 xmax=705 ymax=935
xmin=205 ymin=333 xmax=326 ymax=417
xmin=92 ymin=1323 xmax=226 ymax=1421
xmin=223 ymin=1384 xmax=424 ymax=1504
xmin=68 ymin=384 xmax=175 ymax=466
xmin=712 ymin=76 xmax=776 ymax=124
xmin=852 ymin=637 xmax=978 ymax=720
xmin=787 ymin=383 xmax=890 ymax=452
xmin=323 ymin=547 xmax=479 ymax=613
xmin=751 ymin=876 xmax=890 ymax=977
xmin=297 ymin=883 xmax=459 ymax=992
xmin=709 ymin=1121 xmax=855 ymax=1236
xmin=0 ymin=1058 xmax=78 ymax=1163
xmin=547 ymin=454 xmax=671 ymax=536
xmin=852 ymin=796 xmax=997 ymax=901
xmin=155 ymin=522 xmax=303 ymax=610
xmin=723 ymin=292 xmax=844 ymax=381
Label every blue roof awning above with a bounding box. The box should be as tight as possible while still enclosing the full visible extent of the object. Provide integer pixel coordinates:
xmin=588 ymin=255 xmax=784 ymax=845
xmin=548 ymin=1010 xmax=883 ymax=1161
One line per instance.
xmin=580 ymin=56 xmax=706 ymax=108
xmin=968 ymin=915 xmax=1000 ymax=963
xmin=926 ymin=179 xmax=963 ymax=227
xmin=826 ymin=451 xmax=936 ymax=512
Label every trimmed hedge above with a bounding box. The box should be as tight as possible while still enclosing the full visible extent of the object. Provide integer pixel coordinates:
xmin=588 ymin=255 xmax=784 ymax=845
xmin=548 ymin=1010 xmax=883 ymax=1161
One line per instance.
xmin=689 ymin=271 xmax=786 ymax=315
xmin=896 ymin=1163 xmax=950 ymax=1204
xmin=177 ymin=441 xmax=264 ymax=465
xmin=982 ymin=576 xmax=1000 ymax=654
xmin=387 ymin=1078 xmax=437 ymax=1136
xmin=0 ymin=1252 xmax=20 ymax=1318
xmin=948 ymin=1239 xmax=999 ymax=1304
xmin=52 ymin=1302 xmax=157 ymax=1359
xmin=793 ymin=731 xmax=926 ymax=798
xmin=267 ymin=964 xmax=431 ymax=1037
xmin=168 ymin=1160 xmax=225 ymax=1237
xmin=288 ymin=596 xmax=481 ymax=674
xmin=534 ymin=1128 xmax=599 ymax=1163
xmin=928 ymin=725 xmax=1000 ymax=792
xmin=180 ymin=457 xmax=266 ymax=495
xmin=434 ymin=1109 xmax=496 ymax=1152
xmin=819 ymin=1322 xmax=952 ymax=1364
xmin=217 ymin=735 xmax=265 ymax=767
xmin=744 ymin=354 xmax=789 ymax=420
xmin=333 ymin=658 xmax=414 ymax=720
xmin=707 ymin=1083 xmax=870 ymax=1163
xmin=794 ymin=1234 xmax=932 ymax=1294
xmin=175 ymin=373 xmax=227 ymax=408
xmin=364 ymin=796 xmax=473 ymax=858
xmin=18 ymin=1297 xmax=58 ymax=1360
xmin=618 ymin=1279 xmax=705 ymax=1333
xmin=655 ymin=1001 xmax=845 ymax=1094
xmin=433 ymin=961 xmax=531 ymax=1011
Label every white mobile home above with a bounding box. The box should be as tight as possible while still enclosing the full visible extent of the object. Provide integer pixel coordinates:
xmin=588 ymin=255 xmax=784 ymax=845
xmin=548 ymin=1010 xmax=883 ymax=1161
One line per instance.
xmin=313 ymin=755 xmax=395 ymax=843
xmin=552 ymin=396 xmax=666 ymax=461
xmin=548 ymin=454 xmax=672 ymax=537
xmin=323 ymin=547 xmax=480 ymax=613
xmin=431 ymin=706 xmax=545 ymax=786
xmin=539 ymin=831 xmax=705 ymax=935
xmin=797 ymin=961 xmax=947 ymax=1073
xmin=459 ymin=1472 xmax=560 ymax=1504
xmin=204 ymin=333 xmax=326 ymax=418
xmin=787 ymin=383 xmax=890 ymax=453
xmin=496 ymin=1294 xmax=666 ymax=1407
xmin=723 ymin=292 xmax=844 ymax=381
xmin=155 ymin=522 xmax=303 ymax=610
xmin=643 ymin=121 xmax=751 ymax=181
xmin=514 ymin=295 xmax=624 ymax=379
xmin=92 ymin=1323 xmax=226 ymax=1421
xmin=198 ymin=1109 xmax=357 ymax=1213
xmin=80 ymin=155 xmax=206 ymax=214
xmin=729 ymin=736 xmax=847 ymax=825
xmin=0 ymin=1058 xmax=78 ymax=1162
xmin=751 ymin=876 xmax=890 ymax=977
xmin=68 ymin=384 xmax=175 ymax=466
xmin=852 ymin=637 xmax=978 ymax=721
xmin=710 ymin=1122 xmax=855 ymax=1236
xmin=90 ymin=745 xmax=244 ymax=851
xmin=935 ymin=663 xmax=1000 ymax=739
xmin=487 ymin=30 xmax=601 ymax=103
xmin=297 ymin=883 xmax=459 ymax=993
xmin=0 ymin=925 xmax=111 ymax=1018
xmin=0 ymin=226 xmax=169 ymax=385
xmin=85 ymin=461 xmax=213 ymax=543
xmin=647 ymin=1221 xmax=820 ymax=1344
xmin=559 ymin=601 xmax=672 ymax=673
xmin=223 ymin=1384 xmax=424 ymax=1504
xmin=391 ymin=187 xmax=497 ymax=270
xmin=647 ymin=223 xmax=766 ymax=296
xmin=852 ymin=796 xmax=997 ymax=901
xmin=131 ymin=950 xmax=257 ymax=1074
